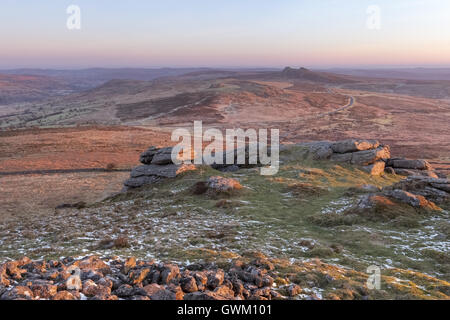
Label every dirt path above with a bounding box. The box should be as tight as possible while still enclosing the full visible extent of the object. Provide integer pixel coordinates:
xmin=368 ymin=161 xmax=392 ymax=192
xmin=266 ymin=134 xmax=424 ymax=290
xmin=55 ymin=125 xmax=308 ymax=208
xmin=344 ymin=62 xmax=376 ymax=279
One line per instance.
xmin=289 ymin=90 xmax=355 ymax=123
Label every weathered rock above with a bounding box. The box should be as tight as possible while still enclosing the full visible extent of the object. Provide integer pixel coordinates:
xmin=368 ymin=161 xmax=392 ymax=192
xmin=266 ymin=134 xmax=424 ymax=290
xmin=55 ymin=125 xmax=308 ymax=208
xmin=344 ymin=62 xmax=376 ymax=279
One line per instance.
xmin=0 ymin=286 xmax=33 ymax=300
xmin=129 ymin=295 xmax=149 ymax=300
xmin=194 ymin=271 xmax=208 ymax=288
xmin=393 ymin=168 xmax=438 ymax=178
xmin=430 ymin=182 xmax=450 ymax=193
xmin=389 ymin=159 xmax=433 ymax=170
xmin=150 ymin=289 xmax=177 ymax=300
xmin=82 ymin=279 xmax=111 ymax=297
xmin=125 ymin=164 xmax=196 ymax=189
xmin=384 ymin=167 xmax=396 ymax=175
xmin=331 ymin=139 xmax=380 ymax=154
xmin=211 ymin=144 xmax=267 ymax=169
xmin=143 ymin=283 xmax=164 ymax=296
xmin=351 ymin=146 xmax=390 ymax=166
xmin=388 ymin=176 xmax=449 ymax=204
xmin=4 ymin=261 xmax=27 ymax=280
xmin=81 ymin=269 xmax=103 ymax=282
xmin=180 ymin=276 xmax=198 ymax=293
xmin=113 ymin=284 xmax=136 ymax=297
xmin=151 ymin=147 xmax=174 ymax=165
xmin=362 ymin=161 xmax=385 ymax=176
xmin=302 ymin=141 xmax=333 ymax=160
xmin=128 ymin=267 xmax=150 ymax=285
xmin=214 ymin=285 xmax=236 ymax=299
xmin=92 ymin=293 xmax=118 ymax=300
xmin=98 ymin=277 xmax=113 ymax=289
xmin=206 ymin=176 xmax=243 ymax=194
xmin=73 ymin=256 xmax=109 ymax=273
xmin=52 ymin=291 xmax=76 ymax=300
xmin=251 ymin=257 xmax=275 ymax=271
xmin=287 ymin=284 xmax=302 ymax=297
xmin=347 ymin=184 xmax=382 ymax=194
xmin=139 ymin=146 xmax=159 ymax=164
xmin=383 ymin=190 xmax=439 ymax=210
xmin=27 ymin=280 xmax=57 ymax=299
xmin=183 ymin=291 xmax=229 ymax=300
xmin=160 ymin=264 xmax=180 ymax=285
xmin=124 ymin=176 xmax=161 ymax=188
xmin=131 ymin=164 xmax=186 ymax=179
xmin=330 ymin=152 xmax=353 ymax=163
xmin=122 ymin=257 xmax=136 ymax=274
xmin=207 ymin=269 xmax=225 ymax=289
xmin=167 ymin=284 xmax=185 ymax=300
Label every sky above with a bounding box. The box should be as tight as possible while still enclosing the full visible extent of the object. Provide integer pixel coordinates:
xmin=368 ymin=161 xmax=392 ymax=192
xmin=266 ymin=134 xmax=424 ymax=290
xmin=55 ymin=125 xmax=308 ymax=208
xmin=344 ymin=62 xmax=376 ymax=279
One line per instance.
xmin=1 ymin=0 xmax=450 ymax=69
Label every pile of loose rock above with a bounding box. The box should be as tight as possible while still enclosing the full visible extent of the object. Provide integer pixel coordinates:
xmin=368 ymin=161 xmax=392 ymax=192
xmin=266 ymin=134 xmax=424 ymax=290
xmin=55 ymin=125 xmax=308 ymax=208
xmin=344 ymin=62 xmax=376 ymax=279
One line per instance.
xmin=123 ymin=146 xmax=196 ymax=190
xmin=301 ymin=139 xmax=443 ymax=177
xmin=0 ymin=255 xmax=294 ymax=300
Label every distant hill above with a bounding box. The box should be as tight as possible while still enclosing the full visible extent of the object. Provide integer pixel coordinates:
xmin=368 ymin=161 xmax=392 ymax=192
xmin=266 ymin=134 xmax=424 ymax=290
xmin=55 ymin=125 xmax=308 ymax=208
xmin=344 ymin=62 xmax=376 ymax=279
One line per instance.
xmin=322 ymin=67 xmax=450 ymax=81
xmin=0 ymin=74 xmax=75 ymax=105
xmin=279 ymin=67 xmax=355 ymax=84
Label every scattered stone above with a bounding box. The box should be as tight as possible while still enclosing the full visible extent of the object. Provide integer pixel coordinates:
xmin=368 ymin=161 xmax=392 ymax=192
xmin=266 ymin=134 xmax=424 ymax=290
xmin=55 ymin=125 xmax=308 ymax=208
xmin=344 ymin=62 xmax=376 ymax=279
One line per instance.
xmin=206 ymin=176 xmax=243 ymax=193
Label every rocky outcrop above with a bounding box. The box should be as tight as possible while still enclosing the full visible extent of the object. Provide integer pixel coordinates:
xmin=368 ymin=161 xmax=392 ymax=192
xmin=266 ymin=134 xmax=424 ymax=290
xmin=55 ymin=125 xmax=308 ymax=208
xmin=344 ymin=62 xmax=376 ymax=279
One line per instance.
xmin=384 ymin=158 xmax=438 ymax=178
xmin=331 ymin=139 xmax=380 ymax=154
xmin=384 ymin=176 xmax=450 ymax=205
xmin=210 ymin=144 xmax=268 ymax=172
xmin=351 ymin=176 xmax=449 ymax=217
xmin=0 ymin=256 xmax=282 ymax=301
xmin=300 ymin=139 xmax=444 ymax=178
xmin=124 ymin=147 xmax=196 ymax=190
xmin=301 ymin=139 xmax=389 ymax=175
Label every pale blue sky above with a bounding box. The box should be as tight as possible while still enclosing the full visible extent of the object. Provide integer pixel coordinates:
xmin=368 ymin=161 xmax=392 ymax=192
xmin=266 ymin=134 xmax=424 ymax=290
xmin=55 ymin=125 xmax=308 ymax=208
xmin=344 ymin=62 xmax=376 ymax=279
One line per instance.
xmin=1 ymin=0 xmax=450 ymax=68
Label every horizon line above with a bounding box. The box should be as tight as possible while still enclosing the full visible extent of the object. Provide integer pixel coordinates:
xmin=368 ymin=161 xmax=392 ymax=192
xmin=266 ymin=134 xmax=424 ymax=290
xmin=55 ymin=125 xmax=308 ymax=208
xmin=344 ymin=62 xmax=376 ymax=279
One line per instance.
xmin=2 ymin=64 xmax=450 ymax=71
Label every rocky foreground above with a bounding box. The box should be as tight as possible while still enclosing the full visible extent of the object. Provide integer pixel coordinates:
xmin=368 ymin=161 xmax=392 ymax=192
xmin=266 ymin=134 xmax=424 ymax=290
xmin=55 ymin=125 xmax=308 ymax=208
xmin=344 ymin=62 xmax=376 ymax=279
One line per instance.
xmin=0 ymin=255 xmax=303 ymax=300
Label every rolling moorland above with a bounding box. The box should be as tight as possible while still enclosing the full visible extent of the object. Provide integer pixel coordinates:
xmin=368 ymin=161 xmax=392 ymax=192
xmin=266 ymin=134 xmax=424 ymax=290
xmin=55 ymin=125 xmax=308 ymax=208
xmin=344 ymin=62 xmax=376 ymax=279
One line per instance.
xmin=0 ymin=67 xmax=449 ymax=300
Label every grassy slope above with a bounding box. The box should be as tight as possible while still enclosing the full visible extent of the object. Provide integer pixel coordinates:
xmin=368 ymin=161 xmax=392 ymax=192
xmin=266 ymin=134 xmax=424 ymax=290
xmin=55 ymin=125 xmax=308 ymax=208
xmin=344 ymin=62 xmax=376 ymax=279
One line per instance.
xmin=0 ymin=146 xmax=448 ymax=299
